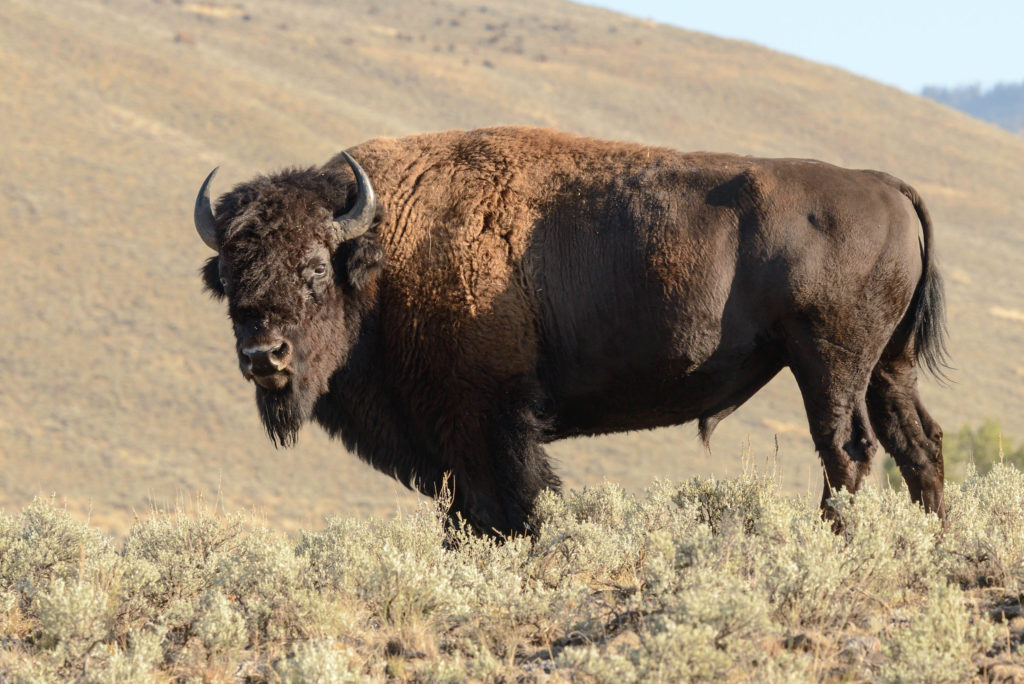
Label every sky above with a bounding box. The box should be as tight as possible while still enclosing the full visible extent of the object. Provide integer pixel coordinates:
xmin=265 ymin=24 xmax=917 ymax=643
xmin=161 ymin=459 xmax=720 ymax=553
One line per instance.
xmin=581 ymin=0 xmax=1024 ymax=93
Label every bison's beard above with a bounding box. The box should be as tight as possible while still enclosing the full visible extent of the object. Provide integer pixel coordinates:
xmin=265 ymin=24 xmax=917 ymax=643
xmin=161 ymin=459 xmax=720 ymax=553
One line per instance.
xmin=255 ymin=382 xmax=317 ymax=447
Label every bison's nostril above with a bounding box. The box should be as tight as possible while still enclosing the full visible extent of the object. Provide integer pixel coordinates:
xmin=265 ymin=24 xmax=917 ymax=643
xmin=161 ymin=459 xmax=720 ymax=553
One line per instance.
xmin=270 ymin=341 xmax=292 ymax=367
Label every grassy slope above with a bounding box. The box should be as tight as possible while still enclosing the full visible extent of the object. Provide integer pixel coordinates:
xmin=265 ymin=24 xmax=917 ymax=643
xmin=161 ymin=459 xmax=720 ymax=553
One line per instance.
xmin=1 ymin=0 xmax=1022 ymax=535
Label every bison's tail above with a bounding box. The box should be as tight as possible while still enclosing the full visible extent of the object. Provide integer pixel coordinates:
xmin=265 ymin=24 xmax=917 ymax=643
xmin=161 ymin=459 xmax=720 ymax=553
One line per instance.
xmin=899 ymin=183 xmax=951 ymax=382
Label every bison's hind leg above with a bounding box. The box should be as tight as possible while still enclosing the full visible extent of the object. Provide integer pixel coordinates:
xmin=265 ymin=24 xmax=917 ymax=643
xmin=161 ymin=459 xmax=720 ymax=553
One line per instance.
xmin=786 ymin=331 xmax=881 ymax=526
xmin=866 ymin=354 xmax=945 ymax=521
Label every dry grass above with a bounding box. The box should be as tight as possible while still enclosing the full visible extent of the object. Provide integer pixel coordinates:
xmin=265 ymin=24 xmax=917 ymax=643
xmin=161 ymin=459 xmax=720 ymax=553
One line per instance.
xmin=0 ymin=0 xmax=1022 ymax=535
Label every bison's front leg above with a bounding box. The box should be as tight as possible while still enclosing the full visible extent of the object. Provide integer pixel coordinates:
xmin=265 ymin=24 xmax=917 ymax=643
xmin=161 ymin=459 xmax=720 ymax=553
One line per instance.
xmin=445 ymin=403 xmax=562 ymax=537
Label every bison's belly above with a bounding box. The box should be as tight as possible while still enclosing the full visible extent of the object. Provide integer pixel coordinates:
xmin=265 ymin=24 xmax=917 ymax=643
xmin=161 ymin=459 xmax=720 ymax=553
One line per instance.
xmin=543 ymin=339 xmax=784 ymax=440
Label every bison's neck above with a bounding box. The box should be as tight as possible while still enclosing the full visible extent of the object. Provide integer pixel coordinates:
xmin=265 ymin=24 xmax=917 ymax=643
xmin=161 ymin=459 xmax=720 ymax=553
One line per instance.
xmin=311 ymin=305 xmax=443 ymax=496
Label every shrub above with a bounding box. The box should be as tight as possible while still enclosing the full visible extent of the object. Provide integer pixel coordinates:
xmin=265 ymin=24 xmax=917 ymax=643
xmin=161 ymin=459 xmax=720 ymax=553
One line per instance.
xmin=273 ymin=639 xmax=367 ymax=684
xmin=880 ymin=582 xmax=998 ymax=683
xmin=4 ymin=463 xmax=1024 ymax=680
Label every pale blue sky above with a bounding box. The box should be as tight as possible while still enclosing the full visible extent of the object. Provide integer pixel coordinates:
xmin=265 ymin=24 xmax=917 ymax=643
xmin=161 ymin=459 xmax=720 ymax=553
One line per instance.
xmin=580 ymin=1 xmax=1024 ymax=93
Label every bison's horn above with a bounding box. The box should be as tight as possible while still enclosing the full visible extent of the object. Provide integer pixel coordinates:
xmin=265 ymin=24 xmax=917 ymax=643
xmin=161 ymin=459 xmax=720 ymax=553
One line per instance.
xmin=332 ymin=151 xmax=376 ymax=242
xmin=194 ymin=167 xmax=220 ymax=251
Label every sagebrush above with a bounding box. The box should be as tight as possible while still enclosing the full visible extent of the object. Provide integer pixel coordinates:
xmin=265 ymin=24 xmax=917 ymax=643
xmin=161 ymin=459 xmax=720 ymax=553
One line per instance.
xmin=3 ymin=465 xmax=1024 ymax=682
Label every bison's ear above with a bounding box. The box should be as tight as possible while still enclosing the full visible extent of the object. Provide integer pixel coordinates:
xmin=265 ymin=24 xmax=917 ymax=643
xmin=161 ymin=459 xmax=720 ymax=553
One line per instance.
xmin=201 ymin=256 xmax=226 ymax=299
xmin=338 ymin=232 xmax=384 ymax=291
xmin=335 ymin=203 xmax=386 ymax=291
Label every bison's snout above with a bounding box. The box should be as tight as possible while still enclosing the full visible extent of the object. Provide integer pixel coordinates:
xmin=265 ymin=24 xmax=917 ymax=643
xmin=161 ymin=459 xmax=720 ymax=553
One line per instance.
xmin=240 ymin=340 xmax=293 ymax=388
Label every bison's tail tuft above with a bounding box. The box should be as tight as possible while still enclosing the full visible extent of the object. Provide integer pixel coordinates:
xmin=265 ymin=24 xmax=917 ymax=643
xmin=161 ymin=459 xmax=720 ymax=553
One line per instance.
xmin=901 ymin=183 xmax=952 ymax=383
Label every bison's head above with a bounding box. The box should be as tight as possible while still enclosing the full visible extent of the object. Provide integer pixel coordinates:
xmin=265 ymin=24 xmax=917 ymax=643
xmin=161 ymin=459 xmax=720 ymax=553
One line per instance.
xmin=194 ymin=153 xmax=384 ymax=446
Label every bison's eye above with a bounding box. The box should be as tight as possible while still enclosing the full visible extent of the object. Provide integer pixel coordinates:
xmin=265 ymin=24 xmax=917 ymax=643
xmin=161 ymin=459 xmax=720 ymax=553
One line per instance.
xmin=219 ymin=276 xmax=228 ymax=288
xmin=303 ymin=257 xmax=331 ymax=288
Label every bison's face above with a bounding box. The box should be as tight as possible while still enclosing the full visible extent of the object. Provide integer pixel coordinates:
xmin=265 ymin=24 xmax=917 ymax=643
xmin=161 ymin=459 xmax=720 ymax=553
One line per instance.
xmin=194 ymin=154 xmax=383 ymax=446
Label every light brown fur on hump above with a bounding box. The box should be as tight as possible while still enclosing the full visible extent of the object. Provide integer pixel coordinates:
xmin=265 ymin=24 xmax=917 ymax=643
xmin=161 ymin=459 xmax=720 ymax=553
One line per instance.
xmin=338 ymin=128 xmax=684 ymax=301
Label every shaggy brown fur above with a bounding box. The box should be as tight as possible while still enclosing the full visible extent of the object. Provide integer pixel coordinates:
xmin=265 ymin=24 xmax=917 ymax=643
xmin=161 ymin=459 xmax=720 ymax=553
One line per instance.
xmin=196 ymin=126 xmax=948 ymax=534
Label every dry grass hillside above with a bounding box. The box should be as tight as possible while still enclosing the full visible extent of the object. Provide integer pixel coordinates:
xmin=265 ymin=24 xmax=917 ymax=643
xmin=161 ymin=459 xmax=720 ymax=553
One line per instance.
xmin=2 ymin=0 xmax=1022 ymax=535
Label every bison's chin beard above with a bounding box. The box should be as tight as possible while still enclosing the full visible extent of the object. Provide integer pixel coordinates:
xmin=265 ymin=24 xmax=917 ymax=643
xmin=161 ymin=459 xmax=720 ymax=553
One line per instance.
xmin=254 ymin=381 xmax=318 ymax=448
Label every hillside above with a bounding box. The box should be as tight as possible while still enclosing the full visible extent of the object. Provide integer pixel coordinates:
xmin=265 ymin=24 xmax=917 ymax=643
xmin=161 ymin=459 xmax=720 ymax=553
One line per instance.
xmin=2 ymin=0 xmax=1023 ymax=535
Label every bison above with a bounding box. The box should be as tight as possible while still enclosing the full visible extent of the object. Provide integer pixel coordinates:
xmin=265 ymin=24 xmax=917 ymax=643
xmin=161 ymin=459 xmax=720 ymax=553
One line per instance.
xmin=194 ymin=126 xmax=948 ymax=535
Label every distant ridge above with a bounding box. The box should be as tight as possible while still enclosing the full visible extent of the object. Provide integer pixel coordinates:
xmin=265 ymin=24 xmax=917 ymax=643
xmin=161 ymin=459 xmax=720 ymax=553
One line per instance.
xmin=923 ymin=81 xmax=1024 ymax=134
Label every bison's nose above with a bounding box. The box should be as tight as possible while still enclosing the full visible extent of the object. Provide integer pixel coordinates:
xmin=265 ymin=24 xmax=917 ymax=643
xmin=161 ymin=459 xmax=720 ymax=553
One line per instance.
xmin=241 ymin=340 xmax=292 ymax=376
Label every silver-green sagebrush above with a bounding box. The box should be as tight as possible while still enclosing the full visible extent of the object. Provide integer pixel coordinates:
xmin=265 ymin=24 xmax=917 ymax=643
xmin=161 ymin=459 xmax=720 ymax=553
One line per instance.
xmin=3 ymin=465 xmax=1023 ymax=681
